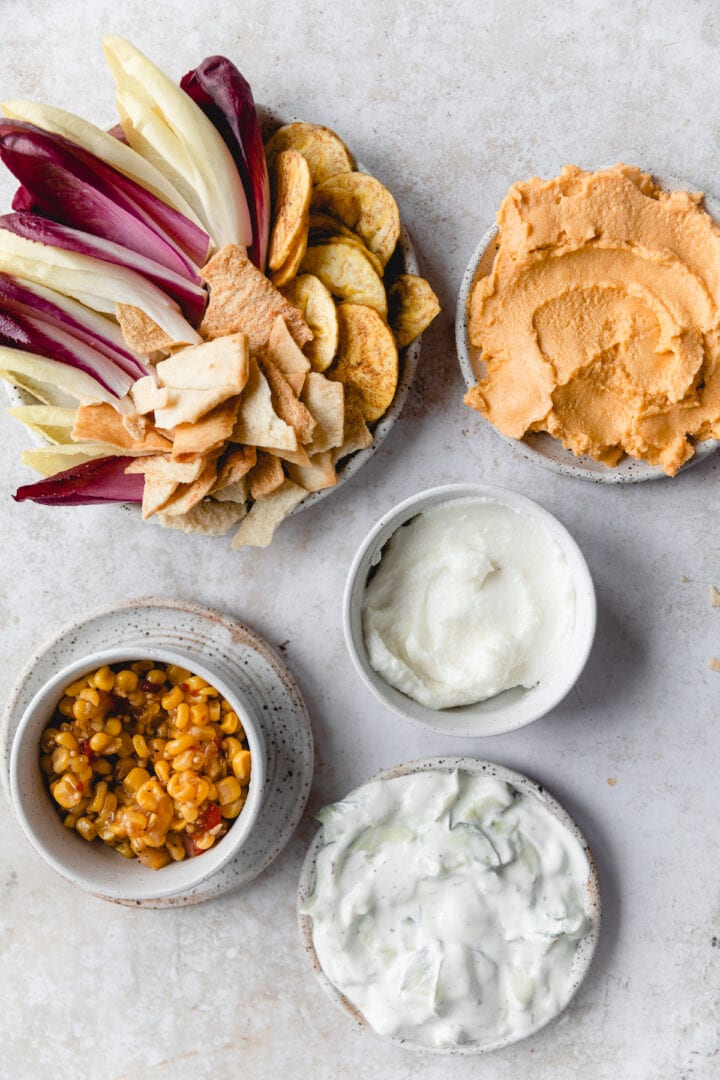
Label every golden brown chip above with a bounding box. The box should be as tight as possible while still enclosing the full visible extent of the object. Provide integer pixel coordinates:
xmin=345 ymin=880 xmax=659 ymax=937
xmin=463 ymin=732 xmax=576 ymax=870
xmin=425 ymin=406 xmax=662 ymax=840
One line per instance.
xmin=258 ymin=443 xmax=312 ymax=467
xmin=200 ymin=244 xmax=312 ymax=352
xmin=270 ymin=232 xmax=308 ymax=288
xmin=116 ymin=303 xmax=173 ymax=354
xmin=302 ymin=373 xmax=345 ymax=454
xmin=286 ymin=450 xmax=337 ymax=492
xmin=231 ymin=479 xmax=306 ymax=550
xmin=300 ymin=243 xmax=387 ymax=319
xmin=329 ymin=304 xmax=398 ymax=422
xmin=212 ymin=479 xmax=248 ymax=504
xmin=171 ymin=397 xmax=240 ymax=460
xmin=72 ymin=404 xmax=172 ymax=454
xmin=156 ymin=500 xmax=247 ymax=536
xmin=232 ymin=357 xmax=298 ymax=451
xmin=214 ymin=445 xmax=257 ymax=490
xmin=260 ymin=357 xmax=317 ymax=445
xmin=265 ymin=122 xmax=354 ymax=185
xmin=158 ymin=456 xmax=220 ymax=519
xmin=308 ymin=213 xmax=385 ymax=278
xmin=139 ymin=475 xmax=178 ymax=519
xmin=280 ymin=273 xmax=339 ymax=372
xmin=387 ymin=274 xmax=441 ymax=348
xmin=267 ymin=316 xmax=311 ymax=379
xmin=312 ymin=172 xmax=400 ymax=267
xmin=247 ymin=450 xmax=286 ymax=499
xmin=125 ymin=454 xmax=206 ymax=484
xmin=268 ymin=150 xmax=312 ymax=272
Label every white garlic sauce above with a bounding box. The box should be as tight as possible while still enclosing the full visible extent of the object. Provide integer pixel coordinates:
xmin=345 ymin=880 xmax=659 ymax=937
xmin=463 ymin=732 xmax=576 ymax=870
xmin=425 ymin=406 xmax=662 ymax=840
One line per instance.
xmin=302 ymin=770 xmax=592 ymax=1048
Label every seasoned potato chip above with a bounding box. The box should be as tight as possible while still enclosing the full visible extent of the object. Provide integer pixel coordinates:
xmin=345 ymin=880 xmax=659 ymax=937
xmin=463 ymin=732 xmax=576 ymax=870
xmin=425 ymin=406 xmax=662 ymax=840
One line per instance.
xmin=280 ymin=274 xmax=338 ymax=372
xmin=231 ymin=479 xmax=306 ymax=550
xmin=268 ymin=149 xmax=312 ymax=272
xmin=265 ymin=123 xmax=354 ymax=185
xmin=156 ymin=500 xmax=247 ymax=536
xmin=329 ymin=304 xmax=398 ymax=422
xmin=312 ymin=172 xmax=400 ymax=266
xmin=270 ymin=232 xmax=309 ymax=288
xmin=300 ymin=243 xmax=387 ymax=319
xmin=308 ymin=213 xmax=384 ymax=278
xmin=388 ymin=273 xmax=441 ymax=348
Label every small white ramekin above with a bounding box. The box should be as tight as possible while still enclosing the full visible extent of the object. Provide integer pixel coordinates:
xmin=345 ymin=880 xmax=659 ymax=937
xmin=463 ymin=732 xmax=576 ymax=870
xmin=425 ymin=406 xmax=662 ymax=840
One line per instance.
xmin=343 ymin=483 xmax=596 ymax=737
xmin=10 ymin=646 xmax=266 ymax=903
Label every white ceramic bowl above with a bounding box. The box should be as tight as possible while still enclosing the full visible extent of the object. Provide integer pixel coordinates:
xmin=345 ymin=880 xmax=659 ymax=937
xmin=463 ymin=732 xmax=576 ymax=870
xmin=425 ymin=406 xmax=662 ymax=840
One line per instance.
xmin=343 ymin=483 xmax=596 ymax=737
xmin=455 ymin=172 xmax=720 ymax=483
xmin=297 ymin=756 xmax=602 ymax=1055
xmin=10 ymin=646 xmax=266 ymax=902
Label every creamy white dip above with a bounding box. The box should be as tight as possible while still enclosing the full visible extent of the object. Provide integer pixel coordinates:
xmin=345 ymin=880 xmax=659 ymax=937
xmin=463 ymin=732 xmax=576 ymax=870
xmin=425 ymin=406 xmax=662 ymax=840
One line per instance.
xmin=303 ymin=770 xmax=592 ymax=1048
xmin=362 ymin=498 xmax=576 ymax=709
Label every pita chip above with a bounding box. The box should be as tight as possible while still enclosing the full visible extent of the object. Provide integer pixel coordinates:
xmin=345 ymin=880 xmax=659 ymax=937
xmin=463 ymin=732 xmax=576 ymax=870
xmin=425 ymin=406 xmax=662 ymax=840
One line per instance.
xmin=172 ymin=397 xmax=240 ymax=460
xmin=232 ymin=358 xmax=298 ymax=450
xmin=214 ymin=445 xmax=257 ymax=490
xmin=268 ymin=316 xmax=311 ymax=376
xmin=156 ymin=456 xmax=220 ymax=518
xmin=72 ymin=403 xmax=172 ymax=454
xmin=286 ymin=450 xmax=337 ymax=492
xmin=247 ymin=451 xmax=286 ymax=499
xmin=258 ymin=443 xmax=312 ymax=467
xmin=231 ymin=479 xmax=306 ymax=550
xmin=156 ymin=334 xmax=249 ymax=392
xmin=125 ymin=454 xmax=206 ymax=485
xmin=212 ymin=478 xmax=249 ymax=503
xmin=130 ymin=376 xmax=171 ymax=416
xmin=260 ymin=357 xmax=316 ymax=445
xmin=156 ymin=500 xmax=247 ymax=536
xmin=332 ymin=386 xmax=373 ymax=463
xmin=116 ymin=303 xmax=174 ymax=354
xmin=302 ymin=373 xmax=345 ymax=454
xmin=200 ymin=244 xmax=312 ymax=352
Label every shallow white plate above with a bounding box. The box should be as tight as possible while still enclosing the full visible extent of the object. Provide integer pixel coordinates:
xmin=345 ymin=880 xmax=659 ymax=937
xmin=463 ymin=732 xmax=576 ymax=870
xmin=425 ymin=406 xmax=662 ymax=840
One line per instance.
xmin=297 ymin=756 xmax=602 ymax=1055
xmin=1 ymin=597 xmax=314 ymax=907
xmin=455 ymin=172 xmax=720 ymax=482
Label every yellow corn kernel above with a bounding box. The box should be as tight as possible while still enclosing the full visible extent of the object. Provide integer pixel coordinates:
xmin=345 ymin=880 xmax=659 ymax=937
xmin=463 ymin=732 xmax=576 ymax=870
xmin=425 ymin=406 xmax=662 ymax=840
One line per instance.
xmin=100 ymin=791 xmax=118 ymax=817
xmin=165 ymin=834 xmax=186 ymax=861
xmin=115 ymin=841 xmax=135 ymax=859
xmin=40 ymin=727 xmax=59 ymax=752
xmin=89 ymin=731 xmax=113 ymax=754
xmin=114 ymin=669 xmax=138 ymax=694
xmin=165 ymin=734 xmax=196 ymax=758
xmin=138 ymin=848 xmax=171 ymax=870
xmin=52 ymin=774 xmax=84 ymax=809
xmin=63 ymin=813 xmax=78 ymax=829
xmin=63 ymin=677 xmax=88 ymax=697
xmin=178 ymin=801 xmax=199 ymax=823
xmin=189 ymin=703 xmax=209 ymax=726
xmin=92 ymin=758 xmax=112 ymax=776
xmin=87 ymin=781 xmax=108 ymax=815
xmin=120 ymin=808 xmax=148 ymax=838
xmin=78 ymin=687 xmax=100 ymax=707
xmin=128 ymin=690 xmax=145 ymax=708
xmin=172 ymin=748 xmax=202 ymax=773
xmin=222 ymin=737 xmax=242 ymax=758
xmin=207 ymin=701 xmax=221 ymax=723
xmin=69 ymin=758 xmax=93 ymax=784
xmin=161 ymin=685 xmax=184 ymax=711
xmin=76 ymin=817 xmax=97 ymax=842
xmin=128 ymin=736 xmax=145 ymax=761
xmin=55 ymin=730 xmax=78 ymax=751
xmin=169 ymin=815 xmax=187 ymax=832
xmin=220 ymin=698 xmax=232 ymax=712
xmin=73 ymin=698 xmax=95 ymax=722
xmin=220 ymin=796 xmax=244 ymax=819
xmin=144 ymin=668 xmax=165 ymax=686
xmin=154 ymin=759 xmax=171 ymax=785
xmin=199 ymin=685 xmax=219 ymax=699
xmin=91 ymin=665 xmax=115 ymax=692
xmin=102 ymin=718 xmax=122 ymax=737
xmin=206 ymin=781 xmax=218 ymax=801
xmin=166 ymin=664 xmax=191 ymax=686
xmin=232 ymin=750 xmax=252 ymax=785
xmin=136 ymin=779 xmax=166 ymax=812
xmin=191 ymin=724 xmax=216 ymax=743
xmin=51 ymin=746 xmax=70 ymax=774
xmin=219 ymin=711 xmax=240 ymax=735
xmin=148 ymin=738 xmax=167 ymax=759
xmin=183 ymin=675 xmax=208 ymax=692
xmin=193 ymin=832 xmax=216 ymax=852
xmin=216 ymin=775 xmax=241 ymax=806
xmin=174 ymin=702 xmax=190 ymax=731
xmin=193 ymin=778 xmax=210 ymax=805
xmin=124 ymin=767 xmax=151 ymax=793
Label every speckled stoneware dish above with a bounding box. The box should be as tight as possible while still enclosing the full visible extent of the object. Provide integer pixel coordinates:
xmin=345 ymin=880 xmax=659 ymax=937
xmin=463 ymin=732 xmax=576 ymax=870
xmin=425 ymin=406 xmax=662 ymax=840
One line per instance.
xmin=344 ymin=483 xmax=596 ymax=737
xmin=455 ymin=173 xmax=720 ymax=483
xmin=297 ymin=756 xmax=602 ymax=1056
xmin=1 ymin=598 xmax=313 ymax=907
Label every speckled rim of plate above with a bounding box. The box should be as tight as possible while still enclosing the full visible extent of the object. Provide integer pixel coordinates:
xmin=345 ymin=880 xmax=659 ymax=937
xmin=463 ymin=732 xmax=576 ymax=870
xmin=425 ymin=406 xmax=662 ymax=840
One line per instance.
xmin=1 ymin=597 xmax=313 ymax=908
xmin=297 ymin=756 xmax=601 ymax=1056
xmin=3 ymin=112 xmax=425 ymax=517
xmin=455 ymin=171 xmax=720 ymax=483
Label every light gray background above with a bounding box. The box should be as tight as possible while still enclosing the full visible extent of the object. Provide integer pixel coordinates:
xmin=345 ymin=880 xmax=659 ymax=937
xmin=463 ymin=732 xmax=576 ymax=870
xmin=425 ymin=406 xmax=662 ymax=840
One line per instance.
xmin=0 ymin=1 xmax=718 ymax=1077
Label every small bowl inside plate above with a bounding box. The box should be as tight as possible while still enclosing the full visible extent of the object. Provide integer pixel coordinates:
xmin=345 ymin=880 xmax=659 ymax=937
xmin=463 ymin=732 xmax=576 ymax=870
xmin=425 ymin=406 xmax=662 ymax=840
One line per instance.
xmin=455 ymin=172 xmax=720 ymax=483
xmin=297 ymin=755 xmax=602 ymax=1055
xmin=343 ymin=483 xmax=596 ymax=737
xmin=10 ymin=646 xmax=266 ymax=903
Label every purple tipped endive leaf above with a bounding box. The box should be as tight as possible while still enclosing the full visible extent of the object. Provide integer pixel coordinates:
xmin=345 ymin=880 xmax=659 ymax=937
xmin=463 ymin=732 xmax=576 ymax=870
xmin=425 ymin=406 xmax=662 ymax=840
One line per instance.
xmin=13 ymin=454 xmax=143 ymax=505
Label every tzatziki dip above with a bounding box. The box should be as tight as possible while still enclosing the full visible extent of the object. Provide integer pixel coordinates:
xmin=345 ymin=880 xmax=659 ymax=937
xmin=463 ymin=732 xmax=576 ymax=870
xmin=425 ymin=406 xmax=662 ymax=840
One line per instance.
xmin=302 ymin=768 xmax=594 ymax=1049
xmin=361 ymin=498 xmax=576 ymax=709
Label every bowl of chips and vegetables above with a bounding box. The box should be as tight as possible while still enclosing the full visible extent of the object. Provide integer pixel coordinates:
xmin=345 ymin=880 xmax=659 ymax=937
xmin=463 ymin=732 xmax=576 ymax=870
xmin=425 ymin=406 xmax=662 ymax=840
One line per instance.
xmin=10 ymin=646 xmax=266 ymax=902
xmin=0 ymin=37 xmax=440 ymax=550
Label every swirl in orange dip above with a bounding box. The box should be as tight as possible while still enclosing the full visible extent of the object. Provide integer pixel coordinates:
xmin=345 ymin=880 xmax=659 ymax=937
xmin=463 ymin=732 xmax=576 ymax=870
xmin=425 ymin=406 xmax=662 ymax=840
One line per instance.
xmin=465 ymin=164 xmax=720 ymax=475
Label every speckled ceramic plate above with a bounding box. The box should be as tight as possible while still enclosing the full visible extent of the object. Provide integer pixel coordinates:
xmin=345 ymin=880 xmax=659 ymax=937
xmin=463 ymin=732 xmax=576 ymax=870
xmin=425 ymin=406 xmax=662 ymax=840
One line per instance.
xmin=455 ymin=173 xmax=720 ymax=483
xmin=1 ymin=597 xmax=313 ymax=907
xmin=298 ymin=756 xmax=601 ymax=1055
